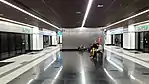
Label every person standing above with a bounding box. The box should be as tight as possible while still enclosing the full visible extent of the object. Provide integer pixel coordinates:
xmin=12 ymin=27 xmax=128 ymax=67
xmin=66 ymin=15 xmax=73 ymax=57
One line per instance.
xmin=90 ymin=43 xmax=98 ymax=59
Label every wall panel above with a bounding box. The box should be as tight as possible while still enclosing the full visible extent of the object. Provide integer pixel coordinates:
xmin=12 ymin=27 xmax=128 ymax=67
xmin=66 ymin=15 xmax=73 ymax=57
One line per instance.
xmin=63 ymin=28 xmax=104 ymax=49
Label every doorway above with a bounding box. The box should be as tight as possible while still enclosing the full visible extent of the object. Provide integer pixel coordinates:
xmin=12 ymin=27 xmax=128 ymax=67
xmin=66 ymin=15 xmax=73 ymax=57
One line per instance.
xmin=137 ymin=32 xmax=149 ymax=53
xmin=24 ymin=34 xmax=31 ymax=52
xmin=43 ymin=35 xmax=49 ymax=48
xmin=114 ymin=34 xmax=123 ymax=47
xmin=144 ymin=32 xmax=149 ymax=52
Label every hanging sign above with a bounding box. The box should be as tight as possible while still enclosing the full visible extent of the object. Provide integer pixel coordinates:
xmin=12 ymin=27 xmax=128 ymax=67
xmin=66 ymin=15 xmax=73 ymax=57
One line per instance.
xmin=58 ymin=31 xmax=62 ymax=36
xmin=136 ymin=23 xmax=149 ymax=32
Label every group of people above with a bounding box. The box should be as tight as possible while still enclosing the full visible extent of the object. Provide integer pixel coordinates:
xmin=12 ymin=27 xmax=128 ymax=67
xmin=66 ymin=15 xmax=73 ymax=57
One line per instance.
xmin=89 ymin=42 xmax=103 ymax=60
xmin=78 ymin=41 xmax=103 ymax=63
xmin=78 ymin=45 xmax=86 ymax=51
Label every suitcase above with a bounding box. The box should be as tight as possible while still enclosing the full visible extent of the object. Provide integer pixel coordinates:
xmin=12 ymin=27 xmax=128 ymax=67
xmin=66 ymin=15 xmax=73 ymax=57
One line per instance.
xmin=97 ymin=52 xmax=103 ymax=65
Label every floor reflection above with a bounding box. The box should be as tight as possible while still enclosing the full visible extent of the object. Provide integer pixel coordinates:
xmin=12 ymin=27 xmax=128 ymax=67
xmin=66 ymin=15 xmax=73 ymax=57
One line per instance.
xmin=30 ymin=51 xmax=149 ymax=84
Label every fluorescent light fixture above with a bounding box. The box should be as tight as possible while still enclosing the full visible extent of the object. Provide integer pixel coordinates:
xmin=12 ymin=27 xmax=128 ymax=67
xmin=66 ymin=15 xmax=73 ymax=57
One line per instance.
xmin=81 ymin=0 xmax=93 ymax=28
xmin=107 ymin=59 xmax=123 ymax=72
xmin=104 ymin=7 xmax=149 ymax=29
xmin=79 ymin=27 xmax=86 ymax=31
xmin=104 ymin=29 xmax=107 ymax=31
xmin=97 ymin=4 xmax=103 ymax=8
xmin=0 ymin=17 xmax=34 ymax=28
xmin=76 ymin=12 xmax=81 ymax=14
xmin=133 ymin=19 xmax=149 ymax=26
xmin=0 ymin=0 xmax=60 ymax=30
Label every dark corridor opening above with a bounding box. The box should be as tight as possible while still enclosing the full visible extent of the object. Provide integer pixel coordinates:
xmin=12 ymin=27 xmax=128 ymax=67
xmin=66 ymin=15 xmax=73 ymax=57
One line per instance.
xmin=114 ymin=34 xmax=123 ymax=47
xmin=136 ymin=32 xmax=149 ymax=53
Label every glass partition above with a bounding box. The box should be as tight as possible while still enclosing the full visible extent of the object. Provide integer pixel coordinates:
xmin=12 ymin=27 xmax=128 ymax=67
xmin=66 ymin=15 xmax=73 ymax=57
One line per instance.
xmin=0 ymin=32 xmax=9 ymax=59
xmin=43 ymin=35 xmax=49 ymax=48
xmin=114 ymin=34 xmax=123 ymax=47
xmin=136 ymin=31 xmax=149 ymax=53
xmin=8 ymin=33 xmax=15 ymax=57
xmin=0 ymin=32 xmax=32 ymax=60
xmin=143 ymin=32 xmax=149 ymax=52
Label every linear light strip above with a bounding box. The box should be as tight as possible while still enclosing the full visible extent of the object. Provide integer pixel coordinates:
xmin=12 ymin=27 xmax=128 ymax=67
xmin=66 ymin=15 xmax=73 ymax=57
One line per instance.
xmin=105 ymin=8 xmax=149 ymax=28
xmin=0 ymin=17 xmax=34 ymax=28
xmin=0 ymin=0 xmax=60 ymax=30
xmin=133 ymin=19 xmax=149 ymax=26
xmin=81 ymin=0 xmax=93 ymax=28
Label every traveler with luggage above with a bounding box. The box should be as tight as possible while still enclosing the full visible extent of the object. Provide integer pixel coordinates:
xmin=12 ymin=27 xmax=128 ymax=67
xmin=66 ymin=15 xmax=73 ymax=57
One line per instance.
xmin=90 ymin=41 xmax=103 ymax=66
xmin=90 ymin=43 xmax=98 ymax=59
xmin=96 ymin=43 xmax=103 ymax=65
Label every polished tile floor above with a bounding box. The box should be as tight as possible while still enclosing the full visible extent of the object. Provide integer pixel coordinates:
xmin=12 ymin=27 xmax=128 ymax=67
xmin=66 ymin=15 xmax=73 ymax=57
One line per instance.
xmin=30 ymin=51 xmax=149 ymax=84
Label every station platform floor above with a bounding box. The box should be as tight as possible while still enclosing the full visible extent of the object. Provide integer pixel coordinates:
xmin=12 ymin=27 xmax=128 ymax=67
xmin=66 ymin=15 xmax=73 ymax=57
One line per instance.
xmin=21 ymin=51 xmax=149 ymax=84
xmin=1 ymin=44 xmax=149 ymax=84
xmin=105 ymin=45 xmax=149 ymax=69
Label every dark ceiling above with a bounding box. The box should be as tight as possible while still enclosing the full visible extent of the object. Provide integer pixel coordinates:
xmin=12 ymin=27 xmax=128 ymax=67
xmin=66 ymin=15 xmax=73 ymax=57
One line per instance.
xmin=1 ymin=0 xmax=149 ymax=29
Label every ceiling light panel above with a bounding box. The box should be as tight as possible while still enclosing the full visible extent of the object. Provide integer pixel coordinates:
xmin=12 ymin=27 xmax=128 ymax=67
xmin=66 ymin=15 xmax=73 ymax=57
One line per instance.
xmin=97 ymin=4 xmax=103 ymax=8
xmin=81 ymin=0 xmax=93 ymax=28
xmin=104 ymin=6 xmax=149 ymax=29
xmin=0 ymin=0 xmax=60 ymax=30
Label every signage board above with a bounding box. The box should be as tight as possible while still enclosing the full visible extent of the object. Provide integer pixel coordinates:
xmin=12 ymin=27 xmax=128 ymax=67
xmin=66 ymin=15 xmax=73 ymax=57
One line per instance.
xmin=22 ymin=28 xmax=31 ymax=33
xmin=40 ymin=31 xmax=51 ymax=35
xmin=58 ymin=31 xmax=62 ymax=36
xmin=123 ymin=28 xmax=128 ymax=33
xmin=135 ymin=23 xmax=149 ymax=32
xmin=109 ymin=27 xmax=123 ymax=34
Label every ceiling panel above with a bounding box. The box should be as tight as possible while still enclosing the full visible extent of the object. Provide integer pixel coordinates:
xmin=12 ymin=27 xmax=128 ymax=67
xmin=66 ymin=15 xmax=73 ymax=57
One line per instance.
xmin=0 ymin=1 xmax=58 ymax=31
xmin=103 ymin=0 xmax=149 ymax=27
xmin=2 ymin=0 xmax=149 ymax=29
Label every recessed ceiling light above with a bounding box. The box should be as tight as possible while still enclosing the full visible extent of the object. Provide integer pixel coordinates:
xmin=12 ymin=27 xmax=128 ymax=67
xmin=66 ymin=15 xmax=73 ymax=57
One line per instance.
xmin=97 ymin=4 xmax=103 ymax=8
xmin=76 ymin=12 xmax=81 ymax=14
xmin=104 ymin=29 xmax=107 ymax=31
